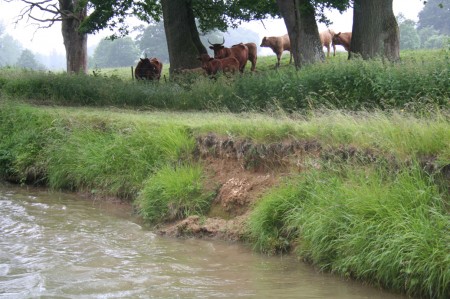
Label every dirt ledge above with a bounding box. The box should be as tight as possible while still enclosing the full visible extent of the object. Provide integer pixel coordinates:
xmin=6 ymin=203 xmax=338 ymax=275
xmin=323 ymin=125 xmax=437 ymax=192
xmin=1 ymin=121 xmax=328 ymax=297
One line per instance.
xmin=157 ymin=133 xmax=449 ymax=241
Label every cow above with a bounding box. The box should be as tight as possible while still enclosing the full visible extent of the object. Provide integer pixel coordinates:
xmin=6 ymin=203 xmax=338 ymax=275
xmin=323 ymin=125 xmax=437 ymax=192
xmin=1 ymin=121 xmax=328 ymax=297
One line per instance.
xmin=331 ymin=32 xmax=352 ymax=52
xmin=197 ymin=53 xmax=240 ymax=76
xmin=260 ymin=34 xmax=292 ymax=67
xmin=232 ymin=42 xmax=257 ymax=71
xmin=208 ymin=38 xmax=249 ymax=73
xmin=135 ymin=57 xmax=163 ymax=80
xmin=320 ymin=29 xmax=336 ymax=57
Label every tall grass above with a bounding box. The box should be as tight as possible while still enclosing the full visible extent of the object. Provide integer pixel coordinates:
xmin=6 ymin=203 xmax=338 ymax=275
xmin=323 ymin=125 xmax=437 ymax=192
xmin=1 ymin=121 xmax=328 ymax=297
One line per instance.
xmin=1 ymin=49 xmax=448 ymax=111
xmin=247 ymin=163 xmax=449 ymax=298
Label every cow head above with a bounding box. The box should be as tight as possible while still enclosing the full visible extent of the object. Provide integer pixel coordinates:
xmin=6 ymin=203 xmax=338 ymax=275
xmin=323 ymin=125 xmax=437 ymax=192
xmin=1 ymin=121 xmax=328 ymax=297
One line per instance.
xmin=197 ymin=54 xmax=213 ymax=69
xmin=331 ymin=32 xmax=342 ymax=45
xmin=260 ymin=37 xmax=269 ymax=47
xmin=208 ymin=37 xmax=228 ymax=58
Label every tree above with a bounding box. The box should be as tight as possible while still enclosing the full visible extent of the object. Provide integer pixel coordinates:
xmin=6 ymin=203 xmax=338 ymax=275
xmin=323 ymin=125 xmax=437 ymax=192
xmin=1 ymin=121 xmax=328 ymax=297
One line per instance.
xmin=135 ymin=22 xmax=169 ymax=63
xmin=0 ymin=22 xmax=23 ymax=66
xmin=6 ymin=0 xmax=88 ymax=73
xmin=161 ymin=0 xmax=207 ymax=73
xmin=423 ymin=34 xmax=449 ymax=49
xmin=92 ymin=37 xmax=140 ymax=68
xmin=350 ymin=0 xmax=400 ymax=61
xmin=397 ymin=15 xmax=420 ymax=50
xmin=16 ymin=49 xmax=46 ymax=70
xmin=276 ymin=0 xmax=324 ymax=68
xmin=418 ymin=0 xmax=450 ymax=35
xmin=275 ymin=0 xmax=351 ymax=68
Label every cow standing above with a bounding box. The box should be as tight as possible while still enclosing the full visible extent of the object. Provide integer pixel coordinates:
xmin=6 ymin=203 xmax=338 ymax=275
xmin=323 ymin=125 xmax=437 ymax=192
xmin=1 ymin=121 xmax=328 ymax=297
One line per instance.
xmin=332 ymin=32 xmax=352 ymax=52
xmin=232 ymin=42 xmax=257 ymax=71
xmin=260 ymin=34 xmax=292 ymax=67
xmin=320 ymin=29 xmax=336 ymax=57
xmin=208 ymin=39 xmax=249 ymax=73
xmin=197 ymin=53 xmax=240 ymax=76
xmin=135 ymin=58 xmax=163 ymax=81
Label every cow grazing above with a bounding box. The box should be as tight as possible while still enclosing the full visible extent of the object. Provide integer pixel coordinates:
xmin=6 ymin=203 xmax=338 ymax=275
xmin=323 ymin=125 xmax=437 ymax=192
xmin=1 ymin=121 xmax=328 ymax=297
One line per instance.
xmin=208 ymin=38 xmax=249 ymax=73
xmin=260 ymin=34 xmax=292 ymax=67
xmin=197 ymin=53 xmax=240 ymax=76
xmin=135 ymin=57 xmax=163 ymax=80
xmin=332 ymin=32 xmax=352 ymax=52
xmin=320 ymin=29 xmax=336 ymax=57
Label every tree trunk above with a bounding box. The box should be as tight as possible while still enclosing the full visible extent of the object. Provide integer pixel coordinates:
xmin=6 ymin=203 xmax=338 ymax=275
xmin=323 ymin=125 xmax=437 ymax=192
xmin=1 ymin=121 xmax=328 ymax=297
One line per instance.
xmin=60 ymin=0 xmax=88 ymax=74
xmin=351 ymin=0 xmax=400 ymax=61
xmin=162 ymin=0 xmax=203 ymax=74
xmin=276 ymin=0 xmax=324 ymax=69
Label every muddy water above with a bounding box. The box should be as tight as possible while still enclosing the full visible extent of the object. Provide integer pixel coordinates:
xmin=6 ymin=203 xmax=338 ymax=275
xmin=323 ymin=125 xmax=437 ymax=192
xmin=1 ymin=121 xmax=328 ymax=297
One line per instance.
xmin=0 ymin=183 xmax=406 ymax=299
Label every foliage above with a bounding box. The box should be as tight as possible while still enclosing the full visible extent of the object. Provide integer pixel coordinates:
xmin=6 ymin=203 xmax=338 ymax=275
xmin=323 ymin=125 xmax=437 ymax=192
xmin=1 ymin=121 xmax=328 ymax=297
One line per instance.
xmin=136 ymin=163 xmax=213 ymax=223
xmin=418 ymin=0 xmax=450 ymax=35
xmin=247 ymin=163 xmax=449 ymax=298
xmin=135 ymin=22 xmax=169 ymax=62
xmin=398 ymin=15 xmax=421 ymax=50
xmin=92 ymin=37 xmax=140 ymax=68
xmin=0 ymin=23 xmax=23 ymax=67
xmin=16 ymin=49 xmax=46 ymax=70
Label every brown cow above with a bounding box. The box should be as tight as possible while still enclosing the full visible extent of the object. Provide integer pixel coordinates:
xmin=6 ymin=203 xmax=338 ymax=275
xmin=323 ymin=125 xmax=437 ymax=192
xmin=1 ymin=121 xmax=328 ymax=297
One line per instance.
xmin=197 ymin=53 xmax=240 ymax=76
xmin=332 ymin=32 xmax=352 ymax=52
xmin=232 ymin=42 xmax=257 ymax=71
xmin=320 ymin=29 xmax=336 ymax=57
xmin=208 ymin=38 xmax=249 ymax=73
xmin=135 ymin=57 xmax=163 ymax=80
xmin=260 ymin=34 xmax=292 ymax=67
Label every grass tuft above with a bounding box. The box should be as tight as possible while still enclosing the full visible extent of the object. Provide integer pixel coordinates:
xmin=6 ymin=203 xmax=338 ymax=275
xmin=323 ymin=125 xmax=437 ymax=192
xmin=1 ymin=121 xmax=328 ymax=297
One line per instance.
xmin=136 ymin=163 xmax=214 ymax=223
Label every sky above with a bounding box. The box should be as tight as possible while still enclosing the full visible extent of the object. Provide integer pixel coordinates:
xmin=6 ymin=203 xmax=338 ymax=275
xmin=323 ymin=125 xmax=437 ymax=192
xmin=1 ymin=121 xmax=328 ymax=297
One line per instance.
xmin=0 ymin=1 xmax=425 ymax=57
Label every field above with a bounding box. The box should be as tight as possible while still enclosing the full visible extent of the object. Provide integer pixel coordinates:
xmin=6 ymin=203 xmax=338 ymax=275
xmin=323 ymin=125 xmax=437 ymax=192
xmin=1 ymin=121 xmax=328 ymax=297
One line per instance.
xmin=0 ymin=49 xmax=449 ymax=298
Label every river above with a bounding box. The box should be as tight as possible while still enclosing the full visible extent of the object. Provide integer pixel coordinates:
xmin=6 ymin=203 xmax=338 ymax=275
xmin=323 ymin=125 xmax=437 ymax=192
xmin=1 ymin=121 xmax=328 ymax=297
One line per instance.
xmin=0 ymin=182 xmax=406 ymax=298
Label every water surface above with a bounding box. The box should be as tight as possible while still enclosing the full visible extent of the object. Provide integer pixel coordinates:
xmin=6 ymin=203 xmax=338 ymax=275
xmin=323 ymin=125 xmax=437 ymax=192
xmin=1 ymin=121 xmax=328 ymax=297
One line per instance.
xmin=0 ymin=183 xmax=406 ymax=298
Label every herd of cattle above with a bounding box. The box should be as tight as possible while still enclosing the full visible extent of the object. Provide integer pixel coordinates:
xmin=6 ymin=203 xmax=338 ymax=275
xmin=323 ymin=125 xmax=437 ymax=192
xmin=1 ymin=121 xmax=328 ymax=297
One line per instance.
xmin=134 ymin=29 xmax=352 ymax=80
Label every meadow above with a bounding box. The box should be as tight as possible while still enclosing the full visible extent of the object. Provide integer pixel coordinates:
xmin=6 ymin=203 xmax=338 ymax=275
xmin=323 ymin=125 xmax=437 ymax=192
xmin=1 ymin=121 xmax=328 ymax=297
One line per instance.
xmin=0 ymin=49 xmax=449 ymax=298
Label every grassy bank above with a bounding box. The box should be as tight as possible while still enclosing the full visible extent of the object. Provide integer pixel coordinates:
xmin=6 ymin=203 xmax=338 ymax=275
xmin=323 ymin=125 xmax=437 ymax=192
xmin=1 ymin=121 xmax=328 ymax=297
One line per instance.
xmin=0 ymin=101 xmax=448 ymax=298
xmin=0 ymin=49 xmax=448 ymax=111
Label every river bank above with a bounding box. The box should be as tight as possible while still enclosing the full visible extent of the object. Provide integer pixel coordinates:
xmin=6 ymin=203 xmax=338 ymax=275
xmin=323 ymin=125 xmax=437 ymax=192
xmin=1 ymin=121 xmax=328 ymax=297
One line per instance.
xmin=0 ymin=101 xmax=449 ymax=298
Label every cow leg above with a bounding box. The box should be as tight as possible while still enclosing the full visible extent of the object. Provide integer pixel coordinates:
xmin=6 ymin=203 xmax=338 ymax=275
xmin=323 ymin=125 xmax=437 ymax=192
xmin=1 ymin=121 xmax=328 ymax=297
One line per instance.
xmin=251 ymin=58 xmax=256 ymax=71
xmin=326 ymin=45 xmax=330 ymax=57
xmin=332 ymin=44 xmax=336 ymax=56
xmin=276 ymin=53 xmax=281 ymax=68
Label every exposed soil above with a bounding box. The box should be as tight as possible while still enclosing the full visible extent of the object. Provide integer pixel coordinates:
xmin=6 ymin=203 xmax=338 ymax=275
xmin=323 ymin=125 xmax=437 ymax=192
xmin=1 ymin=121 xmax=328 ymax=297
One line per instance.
xmin=157 ymin=133 xmax=449 ymax=241
xmin=158 ymin=134 xmax=320 ymax=240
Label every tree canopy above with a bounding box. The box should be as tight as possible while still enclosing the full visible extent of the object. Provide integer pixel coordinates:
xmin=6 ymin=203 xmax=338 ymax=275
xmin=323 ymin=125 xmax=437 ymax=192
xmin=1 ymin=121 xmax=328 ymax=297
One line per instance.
xmin=418 ymin=0 xmax=450 ymax=35
xmin=0 ymin=23 xmax=23 ymax=66
xmin=92 ymin=37 xmax=140 ymax=68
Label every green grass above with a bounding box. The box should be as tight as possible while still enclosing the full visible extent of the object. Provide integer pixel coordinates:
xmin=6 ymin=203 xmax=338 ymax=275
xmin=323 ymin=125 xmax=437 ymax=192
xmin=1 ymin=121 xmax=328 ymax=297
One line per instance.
xmin=136 ymin=163 xmax=214 ymax=223
xmin=247 ymin=163 xmax=449 ymax=298
xmin=1 ymin=49 xmax=448 ymax=111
